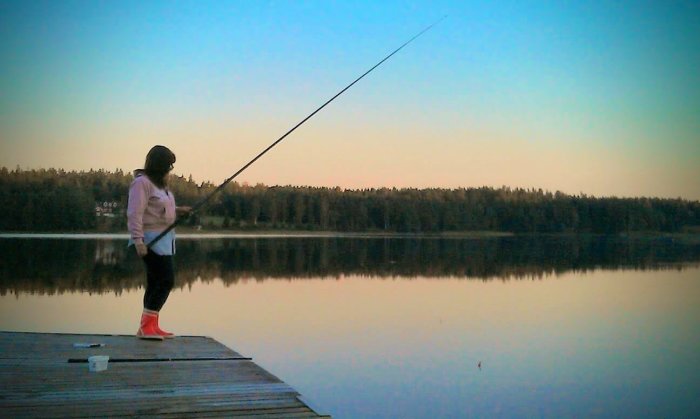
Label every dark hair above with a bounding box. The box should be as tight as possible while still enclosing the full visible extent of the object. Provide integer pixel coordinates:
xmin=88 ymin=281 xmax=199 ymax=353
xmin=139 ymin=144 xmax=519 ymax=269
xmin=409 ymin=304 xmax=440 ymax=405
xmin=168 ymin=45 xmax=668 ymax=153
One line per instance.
xmin=137 ymin=145 xmax=176 ymax=188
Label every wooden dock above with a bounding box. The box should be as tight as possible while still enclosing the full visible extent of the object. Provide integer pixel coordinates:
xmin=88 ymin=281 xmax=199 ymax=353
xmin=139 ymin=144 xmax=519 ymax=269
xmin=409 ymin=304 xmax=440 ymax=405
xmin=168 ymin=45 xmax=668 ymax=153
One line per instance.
xmin=0 ymin=331 xmax=329 ymax=418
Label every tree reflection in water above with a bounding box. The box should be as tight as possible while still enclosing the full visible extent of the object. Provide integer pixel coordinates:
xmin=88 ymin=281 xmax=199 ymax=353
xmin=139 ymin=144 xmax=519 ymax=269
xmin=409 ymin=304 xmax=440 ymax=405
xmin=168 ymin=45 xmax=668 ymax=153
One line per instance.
xmin=1 ymin=236 xmax=698 ymax=295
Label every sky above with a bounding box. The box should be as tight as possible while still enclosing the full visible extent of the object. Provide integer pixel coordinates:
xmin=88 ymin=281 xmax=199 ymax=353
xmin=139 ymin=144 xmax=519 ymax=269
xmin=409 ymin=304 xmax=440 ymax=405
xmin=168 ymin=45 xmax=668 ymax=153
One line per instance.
xmin=1 ymin=0 xmax=699 ymax=200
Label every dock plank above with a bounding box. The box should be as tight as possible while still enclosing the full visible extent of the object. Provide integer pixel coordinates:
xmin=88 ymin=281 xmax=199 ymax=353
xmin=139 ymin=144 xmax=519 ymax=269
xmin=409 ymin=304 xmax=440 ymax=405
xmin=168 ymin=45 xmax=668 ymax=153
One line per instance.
xmin=0 ymin=332 xmax=329 ymax=418
xmin=0 ymin=331 xmax=243 ymax=361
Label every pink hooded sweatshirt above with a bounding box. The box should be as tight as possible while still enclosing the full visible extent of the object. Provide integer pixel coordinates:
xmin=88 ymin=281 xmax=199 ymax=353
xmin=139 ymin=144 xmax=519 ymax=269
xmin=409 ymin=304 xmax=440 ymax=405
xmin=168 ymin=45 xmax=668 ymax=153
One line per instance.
xmin=127 ymin=174 xmax=176 ymax=243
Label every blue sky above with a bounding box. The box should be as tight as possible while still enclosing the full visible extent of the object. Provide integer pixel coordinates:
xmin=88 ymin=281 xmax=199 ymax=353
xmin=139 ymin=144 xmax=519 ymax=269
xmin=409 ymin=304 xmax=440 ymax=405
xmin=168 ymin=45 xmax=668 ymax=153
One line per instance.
xmin=1 ymin=1 xmax=699 ymax=199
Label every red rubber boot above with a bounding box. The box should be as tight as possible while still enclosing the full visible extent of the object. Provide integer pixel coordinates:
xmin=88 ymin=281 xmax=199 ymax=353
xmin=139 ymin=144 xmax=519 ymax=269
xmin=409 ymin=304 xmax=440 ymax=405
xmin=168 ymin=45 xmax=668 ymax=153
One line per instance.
xmin=136 ymin=309 xmax=164 ymax=340
xmin=154 ymin=312 xmax=175 ymax=339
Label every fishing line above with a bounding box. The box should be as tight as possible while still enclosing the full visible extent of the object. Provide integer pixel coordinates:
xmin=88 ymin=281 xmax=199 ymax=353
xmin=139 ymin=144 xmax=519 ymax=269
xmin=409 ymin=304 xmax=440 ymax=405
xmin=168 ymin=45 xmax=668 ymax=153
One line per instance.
xmin=148 ymin=16 xmax=446 ymax=248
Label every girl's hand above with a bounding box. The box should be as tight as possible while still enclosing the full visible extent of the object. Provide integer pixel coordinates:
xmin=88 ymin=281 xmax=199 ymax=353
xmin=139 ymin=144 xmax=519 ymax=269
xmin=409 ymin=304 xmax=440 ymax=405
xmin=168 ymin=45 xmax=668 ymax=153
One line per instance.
xmin=135 ymin=241 xmax=148 ymax=257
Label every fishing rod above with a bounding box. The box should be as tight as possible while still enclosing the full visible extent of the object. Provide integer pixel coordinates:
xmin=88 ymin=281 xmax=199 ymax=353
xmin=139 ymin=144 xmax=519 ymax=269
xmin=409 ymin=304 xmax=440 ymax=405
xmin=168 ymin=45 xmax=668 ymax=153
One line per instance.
xmin=148 ymin=16 xmax=446 ymax=248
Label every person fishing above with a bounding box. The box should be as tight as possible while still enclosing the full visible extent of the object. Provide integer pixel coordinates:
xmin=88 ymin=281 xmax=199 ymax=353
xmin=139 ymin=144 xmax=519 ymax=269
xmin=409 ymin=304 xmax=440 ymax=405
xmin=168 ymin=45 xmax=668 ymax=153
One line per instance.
xmin=128 ymin=18 xmax=444 ymax=340
xmin=127 ymin=145 xmax=190 ymax=340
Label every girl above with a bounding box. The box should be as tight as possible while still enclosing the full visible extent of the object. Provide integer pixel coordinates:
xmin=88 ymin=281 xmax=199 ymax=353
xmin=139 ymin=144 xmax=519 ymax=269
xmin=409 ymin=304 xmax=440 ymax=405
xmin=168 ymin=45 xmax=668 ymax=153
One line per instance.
xmin=127 ymin=145 xmax=190 ymax=340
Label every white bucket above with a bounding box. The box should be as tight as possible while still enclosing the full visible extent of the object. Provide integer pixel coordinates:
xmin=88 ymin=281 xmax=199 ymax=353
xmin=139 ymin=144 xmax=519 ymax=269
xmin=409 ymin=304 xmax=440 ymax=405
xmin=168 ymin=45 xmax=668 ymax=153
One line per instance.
xmin=88 ymin=355 xmax=109 ymax=372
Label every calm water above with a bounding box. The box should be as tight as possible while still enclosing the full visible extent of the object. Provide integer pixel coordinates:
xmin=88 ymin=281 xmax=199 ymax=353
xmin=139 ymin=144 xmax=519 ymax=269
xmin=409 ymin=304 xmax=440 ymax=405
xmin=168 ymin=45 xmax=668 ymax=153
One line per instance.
xmin=1 ymin=235 xmax=699 ymax=418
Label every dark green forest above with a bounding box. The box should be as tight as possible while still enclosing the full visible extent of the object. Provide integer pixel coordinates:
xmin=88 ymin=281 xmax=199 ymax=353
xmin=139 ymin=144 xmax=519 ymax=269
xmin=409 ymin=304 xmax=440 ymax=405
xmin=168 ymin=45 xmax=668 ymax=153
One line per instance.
xmin=1 ymin=167 xmax=698 ymax=233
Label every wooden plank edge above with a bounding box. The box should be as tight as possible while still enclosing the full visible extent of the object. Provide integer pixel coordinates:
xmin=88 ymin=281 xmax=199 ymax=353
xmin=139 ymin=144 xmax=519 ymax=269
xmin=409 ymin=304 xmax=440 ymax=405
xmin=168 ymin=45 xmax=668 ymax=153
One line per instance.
xmin=0 ymin=331 xmax=209 ymax=338
xmin=296 ymin=395 xmax=331 ymax=418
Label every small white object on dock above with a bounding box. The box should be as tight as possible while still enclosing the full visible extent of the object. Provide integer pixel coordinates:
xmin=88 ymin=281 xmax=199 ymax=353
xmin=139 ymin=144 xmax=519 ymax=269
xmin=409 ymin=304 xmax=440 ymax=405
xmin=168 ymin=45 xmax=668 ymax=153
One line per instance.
xmin=73 ymin=343 xmax=105 ymax=348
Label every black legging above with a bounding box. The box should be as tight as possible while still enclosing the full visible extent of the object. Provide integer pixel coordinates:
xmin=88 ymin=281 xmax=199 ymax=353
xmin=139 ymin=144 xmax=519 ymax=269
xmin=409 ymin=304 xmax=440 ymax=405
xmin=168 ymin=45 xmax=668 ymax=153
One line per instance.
xmin=142 ymin=250 xmax=175 ymax=311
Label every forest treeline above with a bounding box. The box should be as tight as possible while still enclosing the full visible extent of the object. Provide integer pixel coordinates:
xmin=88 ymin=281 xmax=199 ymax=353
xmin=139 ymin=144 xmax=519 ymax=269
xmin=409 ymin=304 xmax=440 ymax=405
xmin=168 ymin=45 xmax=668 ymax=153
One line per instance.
xmin=1 ymin=167 xmax=699 ymax=233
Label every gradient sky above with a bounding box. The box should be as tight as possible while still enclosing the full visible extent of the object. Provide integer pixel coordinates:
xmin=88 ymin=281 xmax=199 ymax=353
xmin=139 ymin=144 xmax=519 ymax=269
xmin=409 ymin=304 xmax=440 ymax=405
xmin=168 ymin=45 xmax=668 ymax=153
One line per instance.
xmin=1 ymin=0 xmax=698 ymax=199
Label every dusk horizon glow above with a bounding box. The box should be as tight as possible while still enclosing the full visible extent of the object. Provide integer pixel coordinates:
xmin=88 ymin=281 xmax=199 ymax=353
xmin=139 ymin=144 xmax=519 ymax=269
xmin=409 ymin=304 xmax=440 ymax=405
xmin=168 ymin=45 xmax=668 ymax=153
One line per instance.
xmin=2 ymin=1 xmax=699 ymax=200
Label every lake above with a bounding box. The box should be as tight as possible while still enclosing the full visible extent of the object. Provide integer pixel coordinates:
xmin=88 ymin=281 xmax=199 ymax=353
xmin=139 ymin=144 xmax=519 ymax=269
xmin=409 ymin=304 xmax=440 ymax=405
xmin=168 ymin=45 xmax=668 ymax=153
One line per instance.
xmin=1 ymin=235 xmax=699 ymax=417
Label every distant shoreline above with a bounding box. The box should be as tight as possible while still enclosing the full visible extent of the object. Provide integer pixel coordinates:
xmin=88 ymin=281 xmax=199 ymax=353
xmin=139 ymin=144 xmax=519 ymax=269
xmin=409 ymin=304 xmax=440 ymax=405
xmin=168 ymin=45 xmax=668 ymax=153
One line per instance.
xmin=0 ymin=230 xmax=513 ymax=239
xmin=4 ymin=168 xmax=699 ymax=236
xmin=1 ymin=230 xmax=699 ymax=244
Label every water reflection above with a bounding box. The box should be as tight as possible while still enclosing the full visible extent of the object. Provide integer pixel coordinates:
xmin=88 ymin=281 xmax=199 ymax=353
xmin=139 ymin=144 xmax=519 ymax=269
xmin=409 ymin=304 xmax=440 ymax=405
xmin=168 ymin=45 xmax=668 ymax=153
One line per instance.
xmin=1 ymin=236 xmax=698 ymax=295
